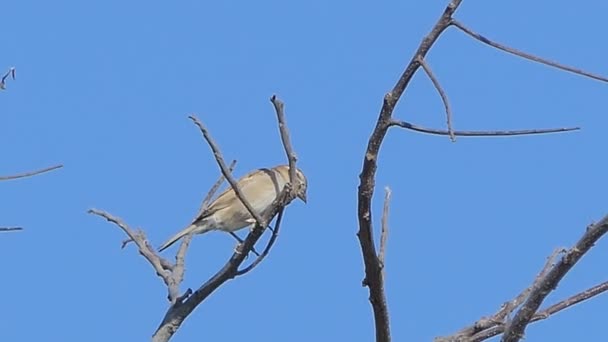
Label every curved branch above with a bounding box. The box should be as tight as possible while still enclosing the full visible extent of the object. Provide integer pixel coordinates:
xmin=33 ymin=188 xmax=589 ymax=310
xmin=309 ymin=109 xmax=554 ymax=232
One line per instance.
xmin=0 ymin=164 xmax=63 ymax=181
xmin=357 ymin=2 xmax=464 ymax=342
xmin=451 ymin=20 xmax=608 ymax=83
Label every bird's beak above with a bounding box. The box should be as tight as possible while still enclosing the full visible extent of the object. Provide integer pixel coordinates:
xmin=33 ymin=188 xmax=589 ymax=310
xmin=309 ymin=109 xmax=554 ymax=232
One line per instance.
xmin=298 ymin=192 xmax=307 ymax=204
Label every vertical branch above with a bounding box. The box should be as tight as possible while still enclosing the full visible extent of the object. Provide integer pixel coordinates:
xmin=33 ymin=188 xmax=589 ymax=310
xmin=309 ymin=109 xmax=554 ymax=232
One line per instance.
xmin=357 ymin=2 xmax=463 ymax=342
xmin=270 ymin=95 xmax=298 ymax=183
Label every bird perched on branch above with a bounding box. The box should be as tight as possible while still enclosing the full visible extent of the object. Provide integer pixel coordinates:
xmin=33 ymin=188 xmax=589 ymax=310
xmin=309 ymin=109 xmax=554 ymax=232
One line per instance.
xmin=158 ymin=165 xmax=307 ymax=252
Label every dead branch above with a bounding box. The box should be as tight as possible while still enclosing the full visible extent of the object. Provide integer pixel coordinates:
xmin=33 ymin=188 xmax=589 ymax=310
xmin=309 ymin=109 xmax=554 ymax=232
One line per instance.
xmin=357 ymin=3 xmax=463 ymax=341
xmin=0 ymin=164 xmax=63 ymax=181
xmin=416 ymin=56 xmax=455 ymax=141
xmin=379 ymin=187 xmax=391 ymax=278
xmin=501 ymin=215 xmax=608 ymax=342
xmin=0 ymin=67 xmax=15 ymax=90
xmin=357 ymin=0 xmax=608 ymax=341
xmin=153 ymin=96 xmax=300 ymax=342
xmin=436 ymin=215 xmax=608 ymax=342
xmin=0 ymin=227 xmax=23 ymax=232
xmin=451 ymin=20 xmax=608 ymax=83
xmin=390 ymin=120 xmax=579 ymax=137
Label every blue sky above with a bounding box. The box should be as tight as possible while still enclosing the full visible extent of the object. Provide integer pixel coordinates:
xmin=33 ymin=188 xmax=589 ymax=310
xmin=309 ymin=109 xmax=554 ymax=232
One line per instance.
xmin=2 ymin=1 xmax=607 ymax=341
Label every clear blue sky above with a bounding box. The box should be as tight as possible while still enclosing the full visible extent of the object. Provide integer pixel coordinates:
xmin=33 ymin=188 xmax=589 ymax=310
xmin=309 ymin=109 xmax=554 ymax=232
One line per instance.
xmin=2 ymin=1 xmax=607 ymax=341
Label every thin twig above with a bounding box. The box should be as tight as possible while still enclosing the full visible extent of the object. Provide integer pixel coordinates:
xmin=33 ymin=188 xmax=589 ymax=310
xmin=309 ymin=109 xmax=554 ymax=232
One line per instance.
xmin=236 ymin=207 xmax=285 ymax=276
xmin=0 ymin=164 xmax=63 ymax=181
xmin=270 ymin=95 xmax=298 ymax=184
xmin=390 ymin=120 xmax=579 ymax=137
xmin=502 ymin=215 xmax=608 ymax=342
xmin=88 ymin=209 xmax=174 ymax=289
xmin=0 ymin=227 xmax=23 ymax=232
xmin=0 ymin=67 xmax=15 ymax=90
xmin=188 ymin=115 xmax=266 ymax=228
xmin=451 ymin=20 xmax=608 ymax=83
xmin=379 ymin=187 xmax=391 ymax=279
xmin=416 ymin=56 xmax=455 ymax=141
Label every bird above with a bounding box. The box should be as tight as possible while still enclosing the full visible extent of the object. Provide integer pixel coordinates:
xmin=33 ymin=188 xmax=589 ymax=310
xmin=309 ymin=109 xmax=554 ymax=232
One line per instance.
xmin=158 ymin=164 xmax=307 ymax=252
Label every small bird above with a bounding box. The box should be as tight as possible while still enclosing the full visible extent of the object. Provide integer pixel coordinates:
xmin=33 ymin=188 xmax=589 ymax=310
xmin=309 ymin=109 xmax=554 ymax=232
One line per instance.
xmin=158 ymin=165 xmax=307 ymax=252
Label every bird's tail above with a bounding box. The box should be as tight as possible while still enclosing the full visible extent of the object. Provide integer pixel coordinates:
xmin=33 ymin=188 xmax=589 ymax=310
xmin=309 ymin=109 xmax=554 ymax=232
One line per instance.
xmin=158 ymin=222 xmax=211 ymax=252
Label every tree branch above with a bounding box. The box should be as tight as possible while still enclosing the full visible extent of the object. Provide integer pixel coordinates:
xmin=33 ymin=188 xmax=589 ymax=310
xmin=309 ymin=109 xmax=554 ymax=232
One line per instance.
xmin=436 ymin=215 xmax=608 ymax=342
xmin=416 ymin=56 xmax=455 ymax=141
xmin=357 ymin=2 xmax=463 ymax=342
xmin=0 ymin=67 xmax=15 ymax=90
xmin=0 ymin=164 xmax=63 ymax=181
xmin=153 ymin=99 xmax=300 ymax=342
xmin=502 ymin=215 xmax=608 ymax=342
xmin=0 ymin=227 xmax=23 ymax=232
xmin=451 ymin=20 xmax=608 ymax=83
xmin=390 ymin=120 xmax=579 ymax=137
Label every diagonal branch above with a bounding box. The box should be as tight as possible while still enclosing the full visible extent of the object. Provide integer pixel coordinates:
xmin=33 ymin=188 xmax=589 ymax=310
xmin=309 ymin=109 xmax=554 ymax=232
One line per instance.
xmin=451 ymin=20 xmax=608 ymax=83
xmin=501 ymin=215 xmax=608 ymax=342
xmin=390 ymin=120 xmax=579 ymax=137
xmin=416 ymin=56 xmax=455 ymax=141
xmin=0 ymin=164 xmax=63 ymax=181
xmin=0 ymin=67 xmax=15 ymax=90
xmin=154 ymin=99 xmax=300 ymax=342
xmin=188 ymin=116 xmax=266 ymax=228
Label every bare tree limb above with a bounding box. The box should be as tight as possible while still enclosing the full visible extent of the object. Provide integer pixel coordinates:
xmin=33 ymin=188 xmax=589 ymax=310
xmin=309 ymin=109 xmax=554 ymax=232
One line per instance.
xmin=416 ymin=56 xmax=455 ymax=141
xmin=0 ymin=164 xmax=63 ymax=181
xmin=436 ymin=248 xmax=565 ymax=342
xmin=270 ymin=95 xmax=298 ymax=184
xmin=357 ymin=3 xmax=463 ymax=342
xmin=154 ymin=98 xmax=300 ymax=342
xmin=501 ymin=215 xmax=608 ymax=342
xmin=390 ymin=120 xmax=579 ymax=137
xmin=0 ymin=227 xmax=23 ymax=232
xmin=436 ymin=215 xmax=608 ymax=342
xmin=379 ymin=187 xmax=391 ymax=278
xmin=451 ymin=20 xmax=608 ymax=83
xmin=0 ymin=67 xmax=15 ymax=90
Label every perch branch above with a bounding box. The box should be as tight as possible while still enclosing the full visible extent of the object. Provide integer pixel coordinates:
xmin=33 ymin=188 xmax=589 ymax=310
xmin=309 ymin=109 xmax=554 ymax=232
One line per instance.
xmin=154 ymin=101 xmax=299 ymax=342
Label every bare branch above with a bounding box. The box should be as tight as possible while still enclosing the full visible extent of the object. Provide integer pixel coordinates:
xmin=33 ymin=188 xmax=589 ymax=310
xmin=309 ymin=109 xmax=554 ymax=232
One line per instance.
xmin=270 ymin=95 xmax=298 ymax=184
xmin=357 ymin=2 xmax=465 ymax=341
xmin=0 ymin=227 xmax=23 ymax=232
xmin=154 ymin=102 xmax=300 ymax=342
xmin=390 ymin=120 xmax=579 ymax=137
xmin=501 ymin=215 xmax=608 ymax=342
xmin=0 ymin=67 xmax=15 ymax=90
xmin=378 ymin=187 xmax=391 ymax=278
xmin=451 ymin=20 xmax=608 ymax=83
xmin=236 ymin=207 xmax=285 ymax=276
xmin=88 ymin=209 xmax=174 ymax=289
xmin=0 ymin=164 xmax=63 ymax=181
xmin=416 ymin=56 xmax=455 ymax=141
xmin=436 ymin=248 xmax=565 ymax=342
xmin=188 ymin=115 xmax=266 ymax=228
